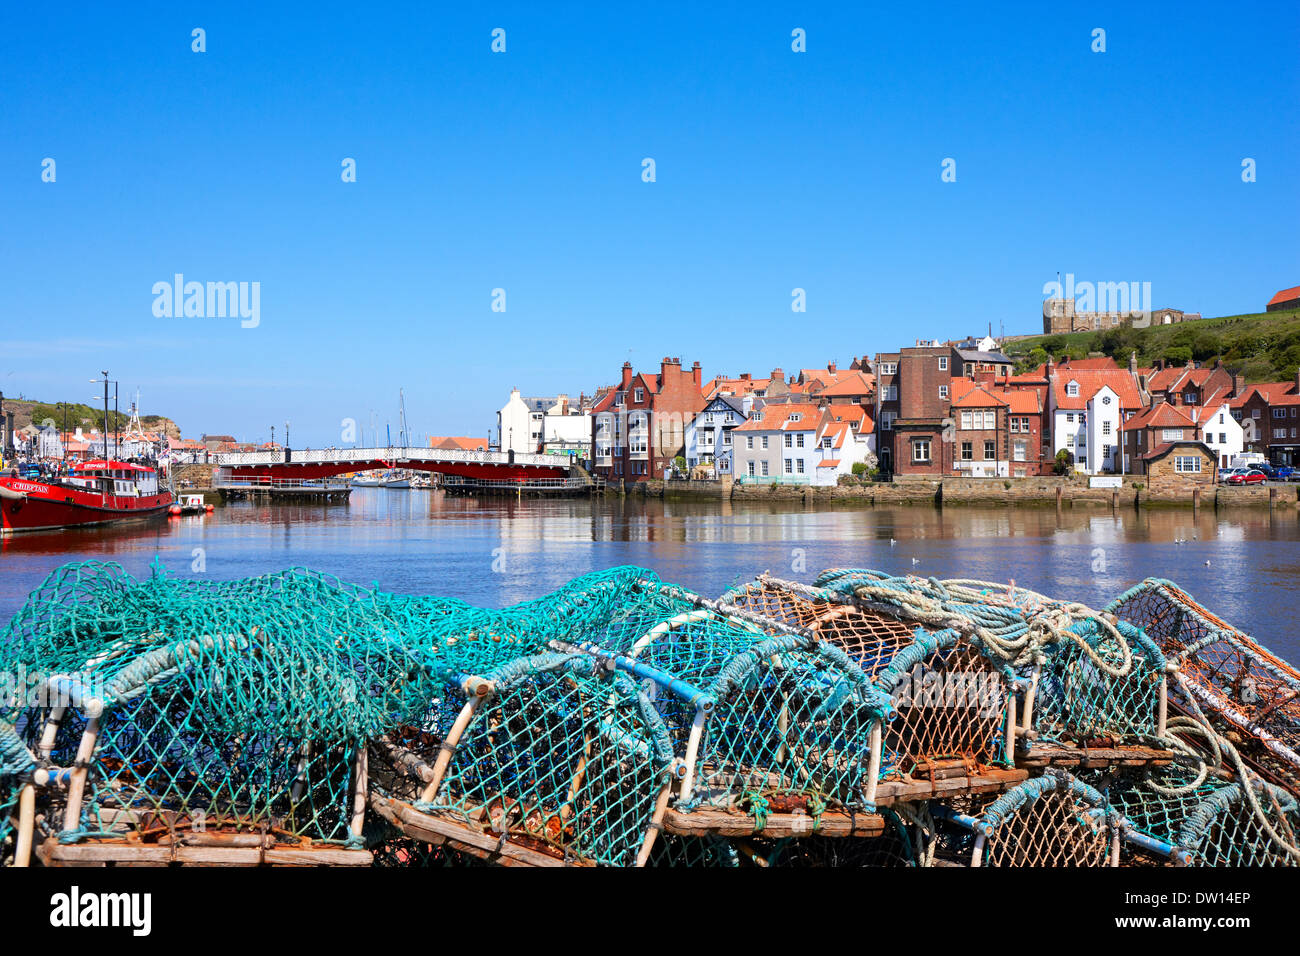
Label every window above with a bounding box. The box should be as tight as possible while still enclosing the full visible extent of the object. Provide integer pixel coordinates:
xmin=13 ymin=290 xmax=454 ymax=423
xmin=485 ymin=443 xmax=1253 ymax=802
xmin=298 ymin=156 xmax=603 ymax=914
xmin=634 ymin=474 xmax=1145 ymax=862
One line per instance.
xmin=885 ymin=385 xmax=898 ymax=401
xmin=747 ymin=462 xmax=755 ymax=477
xmin=984 ymin=439 xmax=995 ymax=460
xmin=912 ymin=439 xmax=931 ymax=463
xmin=633 ymin=388 xmax=644 ymax=403
xmin=1276 ymin=428 xmax=1287 ymax=439
xmin=1161 ymin=428 xmax=1183 ymax=442
xmin=796 ymin=459 xmax=804 ymax=474
xmin=1274 ymin=408 xmax=1285 ymax=418
xmin=960 ymin=411 xmax=972 ymax=430
xmin=1174 ymin=456 xmax=1202 ymax=474
xmin=938 ymin=356 xmax=948 ymax=370
xmin=822 ymin=437 xmax=833 ymax=449
xmin=982 ymin=410 xmax=995 ymax=429
xmin=1013 ymin=440 xmax=1027 ymax=462
xmin=784 ymin=458 xmax=793 ymax=474
xmin=1252 ymin=409 xmax=1261 ymax=419
xmin=796 ymin=434 xmax=804 ymax=448
xmin=784 ymin=434 xmax=793 ymax=448
xmin=881 ymin=412 xmax=895 ymax=431
xmin=761 ymin=436 xmax=769 ymax=450
xmin=1218 ymin=433 xmax=1226 ymax=444
xmin=1102 ymin=420 xmax=1111 ymax=436
xmin=879 ymin=362 xmax=897 ymax=375
xmin=723 ymin=431 xmax=731 ymax=446
xmin=1218 ymin=412 xmax=1225 ymax=424
xmin=788 ymin=412 xmax=801 ymax=422
xmin=1184 ymin=392 xmax=1196 ymax=404
xmin=1066 ymin=413 xmax=1075 ymax=424
xmin=939 ymin=385 xmax=949 ymax=400
xmin=1066 ymin=382 xmax=1080 ymax=397
xmin=761 ymin=460 xmax=769 ymax=476
xmin=746 ymin=436 xmax=754 ymax=449
xmin=961 ymin=441 xmax=972 ymax=461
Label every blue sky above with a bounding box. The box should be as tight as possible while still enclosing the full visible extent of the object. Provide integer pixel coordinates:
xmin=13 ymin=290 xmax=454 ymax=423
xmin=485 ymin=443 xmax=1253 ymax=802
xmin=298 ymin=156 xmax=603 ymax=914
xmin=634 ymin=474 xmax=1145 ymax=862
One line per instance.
xmin=2 ymin=1 xmax=1297 ymax=446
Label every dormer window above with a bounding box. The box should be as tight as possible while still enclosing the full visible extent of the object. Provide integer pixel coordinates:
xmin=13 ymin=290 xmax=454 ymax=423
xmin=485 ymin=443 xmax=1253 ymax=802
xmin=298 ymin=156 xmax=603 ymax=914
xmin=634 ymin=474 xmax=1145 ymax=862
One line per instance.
xmin=788 ymin=413 xmax=801 ymax=422
xmin=633 ymin=388 xmax=644 ymax=402
xmin=1066 ymin=382 xmax=1080 ymax=398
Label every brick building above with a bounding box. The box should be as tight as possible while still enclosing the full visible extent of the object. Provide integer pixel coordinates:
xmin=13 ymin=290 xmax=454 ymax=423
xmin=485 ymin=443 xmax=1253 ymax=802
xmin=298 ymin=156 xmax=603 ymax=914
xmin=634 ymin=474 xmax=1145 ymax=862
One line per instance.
xmin=892 ymin=345 xmax=953 ymax=476
xmin=1230 ymin=377 xmax=1300 ymax=462
xmin=872 ymin=352 xmax=900 ymax=474
xmin=590 ymin=357 xmax=705 ymax=483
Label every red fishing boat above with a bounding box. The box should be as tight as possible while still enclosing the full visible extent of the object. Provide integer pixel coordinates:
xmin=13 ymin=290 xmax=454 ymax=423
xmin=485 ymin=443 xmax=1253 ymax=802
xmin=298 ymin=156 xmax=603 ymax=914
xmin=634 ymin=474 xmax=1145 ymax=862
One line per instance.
xmin=0 ymin=459 xmax=174 ymax=534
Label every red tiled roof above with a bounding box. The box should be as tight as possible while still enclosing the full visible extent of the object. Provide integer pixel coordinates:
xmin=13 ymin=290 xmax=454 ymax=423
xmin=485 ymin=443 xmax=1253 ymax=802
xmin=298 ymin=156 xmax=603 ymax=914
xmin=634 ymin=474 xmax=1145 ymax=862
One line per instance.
xmin=816 ymin=459 xmax=842 ymax=468
xmin=1051 ymin=369 xmax=1143 ymax=409
xmin=817 ymin=372 xmax=874 ymax=396
xmin=735 ymin=403 xmax=826 ymax=433
xmin=1267 ymin=285 xmax=1300 ymax=308
xmin=1121 ymin=402 xmax=1197 ymax=432
xmin=1060 ymin=356 xmax=1120 ymax=370
xmin=1229 ymin=382 xmax=1299 ymax=407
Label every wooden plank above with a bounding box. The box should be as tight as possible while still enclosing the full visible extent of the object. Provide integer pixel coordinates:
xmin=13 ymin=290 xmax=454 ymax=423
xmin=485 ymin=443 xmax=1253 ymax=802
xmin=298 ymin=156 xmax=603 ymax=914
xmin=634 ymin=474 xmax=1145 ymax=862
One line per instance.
xmin=41 ymin=838 xmax=370 ymax=867
xmin=1018 ymin=743 xmax=1175 ymax=769
xmin=664 ymin=808 xmax=885 ymax=838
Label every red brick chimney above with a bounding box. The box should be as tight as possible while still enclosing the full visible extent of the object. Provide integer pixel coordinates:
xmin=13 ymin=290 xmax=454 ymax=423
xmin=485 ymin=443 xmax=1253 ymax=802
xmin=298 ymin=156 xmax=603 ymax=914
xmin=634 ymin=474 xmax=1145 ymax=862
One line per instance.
xmin=692 ymin=360 xmax=702 ymax=389
xmin=621 ymin=362 xmax=633 ymax=389
xmin=771 ymin=367 xmax=783 ymax=381
xmin=828 ymin=361 xmax=837 ymax=375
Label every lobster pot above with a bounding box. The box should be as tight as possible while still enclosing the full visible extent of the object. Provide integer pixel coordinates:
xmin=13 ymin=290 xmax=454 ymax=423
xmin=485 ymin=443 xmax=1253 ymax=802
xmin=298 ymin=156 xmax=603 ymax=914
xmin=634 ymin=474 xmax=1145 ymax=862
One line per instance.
xmin=719 ymin=577 xmax=1013 ymax=777
xmin=1176 ymin=782 xmax=1300 ymax=867
xmin=1108 ymin=578 xmax=1300 ymax=790
xmin=689 ymin=634 xmax=885 ymax=814
xmin=937 ymin=771 xmax=1122 ymax=867
xmin=1031 ymin=619 xmax=1167 ymax=745
xmin=28 ymin=646 xmax=374 ymax=855
xmin=411 ymin=654 xmax=678 ymax=867
xmin=587 ymin=587 xmax=890 ymax=815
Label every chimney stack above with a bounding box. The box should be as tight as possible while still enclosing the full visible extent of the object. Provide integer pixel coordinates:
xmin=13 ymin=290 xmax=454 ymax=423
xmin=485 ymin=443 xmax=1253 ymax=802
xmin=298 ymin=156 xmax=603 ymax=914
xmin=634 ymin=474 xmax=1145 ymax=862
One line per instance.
xmin=692 ymin=360 xmax=702 ymax=389
xmin=621 ymin=361 xmax=634 ymax=389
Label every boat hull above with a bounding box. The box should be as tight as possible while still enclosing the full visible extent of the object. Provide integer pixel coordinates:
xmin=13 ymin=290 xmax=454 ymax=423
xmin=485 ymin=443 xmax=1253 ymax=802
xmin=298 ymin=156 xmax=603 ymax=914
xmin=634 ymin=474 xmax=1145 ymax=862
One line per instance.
xmin=0 ymin=478 xmax=174 ymax=534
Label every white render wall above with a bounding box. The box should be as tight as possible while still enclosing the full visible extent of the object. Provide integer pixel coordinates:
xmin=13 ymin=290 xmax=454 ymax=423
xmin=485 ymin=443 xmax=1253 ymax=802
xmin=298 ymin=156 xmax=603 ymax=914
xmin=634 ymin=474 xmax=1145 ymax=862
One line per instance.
xmin=498 ymin=389 xmax=533 ymax=454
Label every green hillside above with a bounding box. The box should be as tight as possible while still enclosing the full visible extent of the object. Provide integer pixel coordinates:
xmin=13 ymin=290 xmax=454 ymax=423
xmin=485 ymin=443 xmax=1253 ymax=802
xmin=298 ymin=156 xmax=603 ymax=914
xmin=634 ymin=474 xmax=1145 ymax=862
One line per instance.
xmin=1002 ymin=308 xmax=1300 ymax=383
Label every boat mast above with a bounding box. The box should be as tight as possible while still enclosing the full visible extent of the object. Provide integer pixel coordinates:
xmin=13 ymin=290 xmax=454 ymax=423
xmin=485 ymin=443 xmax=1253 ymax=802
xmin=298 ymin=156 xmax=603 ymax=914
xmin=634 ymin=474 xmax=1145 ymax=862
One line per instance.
xmin=398 ymin=388 xmax=408 ymax=448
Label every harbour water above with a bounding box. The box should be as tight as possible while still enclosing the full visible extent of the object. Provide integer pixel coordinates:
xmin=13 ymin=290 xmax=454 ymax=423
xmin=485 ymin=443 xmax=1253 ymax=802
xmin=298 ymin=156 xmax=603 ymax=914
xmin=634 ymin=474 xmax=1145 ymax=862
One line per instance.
xmin=2 ymin=489 xmax=1298 ymax=657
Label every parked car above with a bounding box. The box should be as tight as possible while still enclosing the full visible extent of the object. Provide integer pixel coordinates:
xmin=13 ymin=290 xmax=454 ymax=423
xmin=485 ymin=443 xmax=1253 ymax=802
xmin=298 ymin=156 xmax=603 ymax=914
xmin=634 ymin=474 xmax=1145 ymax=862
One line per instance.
xmin=1275 ymin=465 xmax=1297 ymax=482
xmin=1219 ymin=467 xmax=1249 ymax=483
xmin=1225 ymin=469 xmax=1268 ymax=485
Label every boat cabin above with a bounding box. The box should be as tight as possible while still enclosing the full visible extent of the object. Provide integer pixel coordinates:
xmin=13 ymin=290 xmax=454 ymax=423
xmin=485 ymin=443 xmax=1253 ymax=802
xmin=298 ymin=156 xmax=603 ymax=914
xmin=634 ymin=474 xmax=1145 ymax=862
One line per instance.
xmin=66 ymin=460 xmax=160 ymax=497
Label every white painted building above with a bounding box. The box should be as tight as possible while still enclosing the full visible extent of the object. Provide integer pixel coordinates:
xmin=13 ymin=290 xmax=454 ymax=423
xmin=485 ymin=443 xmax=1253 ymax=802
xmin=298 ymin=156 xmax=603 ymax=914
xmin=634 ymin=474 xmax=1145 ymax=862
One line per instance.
xmin=1191 ymin=402 xmax=1245 ymax=469
xmin=1048 ymin=368 xmax=1143 ymax=475
xmin=497 ymin=389 xmax=533 ymax=454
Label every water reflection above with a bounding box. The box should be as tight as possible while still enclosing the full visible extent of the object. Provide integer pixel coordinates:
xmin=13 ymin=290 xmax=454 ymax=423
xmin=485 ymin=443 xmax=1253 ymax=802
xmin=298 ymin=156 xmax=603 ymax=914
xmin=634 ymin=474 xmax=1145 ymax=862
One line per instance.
xmin=2 ymin=490 xmax=1297 ymax=655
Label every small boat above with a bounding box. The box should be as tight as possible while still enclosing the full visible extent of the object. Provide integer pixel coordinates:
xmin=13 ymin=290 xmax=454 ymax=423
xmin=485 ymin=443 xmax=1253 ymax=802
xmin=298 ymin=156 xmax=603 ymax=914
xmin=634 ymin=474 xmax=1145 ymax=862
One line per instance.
xmin=1 ymin=459 xmax=174 ymax=534
xmin=169 ymin=493 xmax=212 ymax=516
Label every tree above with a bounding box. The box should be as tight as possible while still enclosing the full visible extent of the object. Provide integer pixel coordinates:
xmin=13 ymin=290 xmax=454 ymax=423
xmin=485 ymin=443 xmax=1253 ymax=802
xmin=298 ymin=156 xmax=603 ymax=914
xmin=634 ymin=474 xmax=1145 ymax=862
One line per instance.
xmin=1053 ymin=448 xmax=1074 ymax=476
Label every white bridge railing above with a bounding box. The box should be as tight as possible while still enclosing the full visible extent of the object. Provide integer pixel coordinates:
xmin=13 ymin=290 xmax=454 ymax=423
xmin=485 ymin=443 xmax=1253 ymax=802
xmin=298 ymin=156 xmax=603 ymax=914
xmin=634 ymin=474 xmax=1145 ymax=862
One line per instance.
xmin=214 ymin=446 xmax=563 ymax=468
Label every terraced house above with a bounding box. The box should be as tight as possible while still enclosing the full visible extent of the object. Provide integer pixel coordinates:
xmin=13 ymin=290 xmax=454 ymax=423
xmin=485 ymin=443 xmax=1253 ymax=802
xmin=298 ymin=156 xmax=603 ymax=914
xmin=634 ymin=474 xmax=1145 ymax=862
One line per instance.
xmin=590 ymin=357 xmax=705 ymax=483
xmin=732 ymin=401 xmax=872 ymax=486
